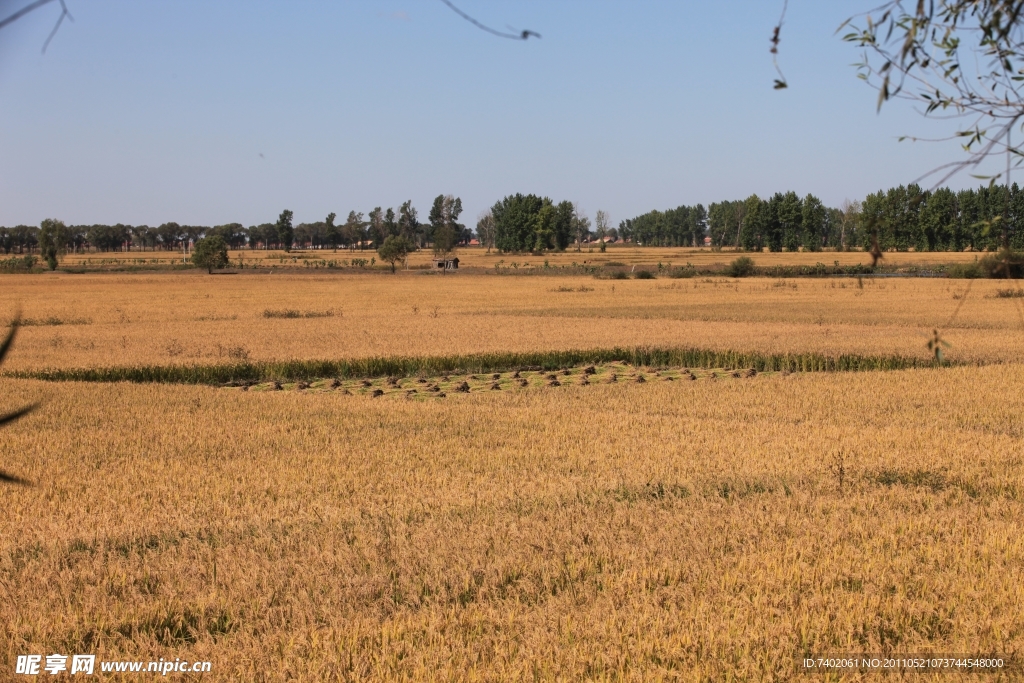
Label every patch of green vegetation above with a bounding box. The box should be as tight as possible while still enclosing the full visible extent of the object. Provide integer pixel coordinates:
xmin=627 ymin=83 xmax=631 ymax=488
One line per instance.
xmin=262 ymin=309 xmax=335 ymax=319
xmin=9 ymin=346 xmax=951 ymax=386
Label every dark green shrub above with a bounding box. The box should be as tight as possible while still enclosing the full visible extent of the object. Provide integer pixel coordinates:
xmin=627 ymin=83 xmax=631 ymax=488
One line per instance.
xmin=634 ymin=270 xmax=655 ymax=279
xmin=945 ymin=261 xmax=984 ymax=279
xmin=979 ymin=249 xmax=1024 ymax=279
xmin=192 ymin=235 xmax=229 ymax=273
xmin=728 ymin=256 xmax=756 ymax=277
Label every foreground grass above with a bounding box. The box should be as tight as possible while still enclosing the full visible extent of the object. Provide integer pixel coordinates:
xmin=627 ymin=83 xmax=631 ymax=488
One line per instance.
xmin=2 ymin=366 xmax=1022 ymax=680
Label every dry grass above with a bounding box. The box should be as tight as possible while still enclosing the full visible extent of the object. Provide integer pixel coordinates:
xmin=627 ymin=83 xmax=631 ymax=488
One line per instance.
xmin=1 ymin=272 xmax=1022 ymax=372
xmin=1 ymin=365 xmax=1022 ymax=680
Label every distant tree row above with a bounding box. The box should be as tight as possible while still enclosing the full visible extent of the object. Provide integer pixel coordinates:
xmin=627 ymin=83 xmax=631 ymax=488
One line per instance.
xmin=860 ymin=184 xmax=1024 ymax=252
xmin=618 ymin=205 xmax=709 ymax=247
xmin=0 ymin=196 xmax=470 ymax=255
xmin=624 ymin=183 xmax=1024 ymax=252
xmin=11 ymin=184 xmax=1023 ymax=258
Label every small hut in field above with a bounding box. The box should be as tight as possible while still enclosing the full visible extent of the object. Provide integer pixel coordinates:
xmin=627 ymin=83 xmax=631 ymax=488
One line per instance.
xmin=431 ymin=257 xmax=459 ymax=271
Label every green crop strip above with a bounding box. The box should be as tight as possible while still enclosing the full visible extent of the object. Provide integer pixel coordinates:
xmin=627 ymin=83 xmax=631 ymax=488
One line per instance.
xmin=4 ymin=346 xmax=957 ymax=386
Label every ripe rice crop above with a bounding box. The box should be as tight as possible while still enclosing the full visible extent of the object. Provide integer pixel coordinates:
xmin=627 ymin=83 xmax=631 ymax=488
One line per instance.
xmin=59 ymin=246 xmax=987 ymax=272
xmin=1 ymin=365 xmax=1022 ymax=680
xmin=1 ymin=272 xmax=1022 ymax=372
xmin=3 ymin=269 xmax=1023 ymax=680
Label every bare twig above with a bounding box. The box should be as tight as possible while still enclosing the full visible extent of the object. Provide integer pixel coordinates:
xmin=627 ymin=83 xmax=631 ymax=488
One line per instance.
xmin=0 ymin=314 xmax=36 ymax=486
xmin=0 ymin=0 xmax=55 ymax=30
xmin=0 ymin=0 xmax=72 ymax=53
xmin=41 ymin=0 xmax=72 ymax=54
xmin=437 ymin=0 xmax=539 ymax=40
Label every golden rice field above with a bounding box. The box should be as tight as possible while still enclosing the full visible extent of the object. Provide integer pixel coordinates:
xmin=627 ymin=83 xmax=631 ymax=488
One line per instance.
xmin=0 ymin=271 xmax=1023 ymax=372
xmin=57 ymin=245 xmax=987 ymax=271
xmin=2 ymin=270 xmax=1024 ymax=681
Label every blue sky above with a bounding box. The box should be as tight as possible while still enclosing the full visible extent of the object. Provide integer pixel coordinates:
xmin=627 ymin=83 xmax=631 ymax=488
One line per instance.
xmin=0 ymin=0 xmax=1002 ymax=228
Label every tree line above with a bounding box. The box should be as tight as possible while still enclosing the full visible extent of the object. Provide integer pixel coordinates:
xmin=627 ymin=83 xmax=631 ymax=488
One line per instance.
xmin=0 ymin=195 xmax=469 ymax=255
xmin=622 ymin=183 xmax=1024 ymax=252
xmin=10 ymin=184 xmax=1024 ymax=259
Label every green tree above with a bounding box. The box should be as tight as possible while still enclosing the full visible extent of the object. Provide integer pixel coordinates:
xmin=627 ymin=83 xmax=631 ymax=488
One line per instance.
xmin=38 ymin=218 xmax=69 ymax=270
xmin=192 ymin=235 xmax=229 ymax=273
xmin=377 ymin=234 xmax=415 ymax=273
xmin=532 ymin=200 xmax=556 ymax=252
xmin=709 ymin=201 xmax=741 ymax=248
xmin=398 ymin=201 xmax=420 ymax=245
xmin=430 ymin=195 xmax=464 ymax=265
xmin=778 ymin=192 xmax=803 ymax=251
xmin=157 ymin=222 xmax=183 ymax=250
xmin=552 ymin=200 xmax=574 ymax=250
xmin=368 ymin=207 xmax=385 ymax=246
xmin=324 ymin=212 xmax=341 ymax=250
xmin=801 ymin=194 xmax=826 ymax=251
xmin=384 ymin=208 xmax=398 ymax=238
xmin=210 ymin=223 xmax=248 ymax=249
xmin=739 ymin=195 xmax=764 ymax=251
xmin=492 ymin=193 xmax=544 ymax=252
xmin=343 ymin=211 xmax=366 ymax=249
xmin=276 ymin=209 xmax=294 ymax=252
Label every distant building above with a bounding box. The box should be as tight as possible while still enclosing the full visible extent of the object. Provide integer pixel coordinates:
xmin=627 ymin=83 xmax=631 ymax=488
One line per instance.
xmin=431 ymin=257 xmax=459 ymax=270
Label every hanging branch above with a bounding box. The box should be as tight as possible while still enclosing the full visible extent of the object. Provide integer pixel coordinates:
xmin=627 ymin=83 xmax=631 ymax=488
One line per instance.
xmin=0 ymin=0 xmax=73 ymax=53
xmin=0 ymin=315 xmax=37 ymax=486
xmin=770 ymin=0 xmax=790 ymax=89
xmin=437 ymin=0 xmax=540 ymax=40
xmin=841 ymin=1 xmax=1024 ymax=189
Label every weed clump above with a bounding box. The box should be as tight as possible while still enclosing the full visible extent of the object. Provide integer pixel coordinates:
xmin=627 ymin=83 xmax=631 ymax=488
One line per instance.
xmin=944 ymin=261 xmax=984 ymax=278
xmin=263 ymin=309 xmax=335 ymax=319
xmin=979 ymin=249 xmax=1024 ymax=279
xmin=668 ymin=265 xmax=696 ymax=278
xmin=727 ymin=256 xmax=756 ymax=278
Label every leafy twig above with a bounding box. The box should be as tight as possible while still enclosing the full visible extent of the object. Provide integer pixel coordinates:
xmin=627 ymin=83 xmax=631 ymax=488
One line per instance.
xmin=770 ymin=0 xmax=789 ymax=89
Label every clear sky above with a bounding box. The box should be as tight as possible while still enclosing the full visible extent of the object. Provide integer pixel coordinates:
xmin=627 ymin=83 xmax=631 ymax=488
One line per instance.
xmin=0 ymin=0 xmax=1004 ymax=229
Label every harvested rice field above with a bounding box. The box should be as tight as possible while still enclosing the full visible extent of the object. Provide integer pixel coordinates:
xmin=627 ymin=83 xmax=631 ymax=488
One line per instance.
xmin=2 ymin=269 xmax=1023 ymax=681
xmin=226 ymin=363 xmax=763 ymax=398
